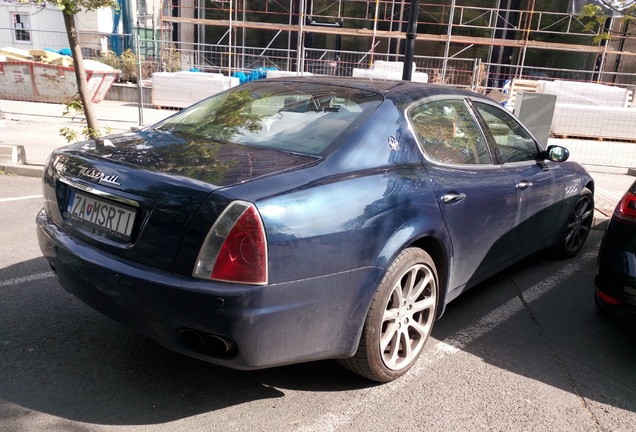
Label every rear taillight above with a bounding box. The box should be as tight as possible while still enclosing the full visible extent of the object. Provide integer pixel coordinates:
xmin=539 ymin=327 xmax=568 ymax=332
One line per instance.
xmin=193 ymin=201 xmax=268 ymax=285
xmin=596 ymin=288 xmax=623 ymax=305
xmin=614 ymin=190 xmax=636 ymax=223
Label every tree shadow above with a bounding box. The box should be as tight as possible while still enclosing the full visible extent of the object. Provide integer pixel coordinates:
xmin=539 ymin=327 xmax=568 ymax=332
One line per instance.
xmin=0 ymin=257 xmax=373 ymax=427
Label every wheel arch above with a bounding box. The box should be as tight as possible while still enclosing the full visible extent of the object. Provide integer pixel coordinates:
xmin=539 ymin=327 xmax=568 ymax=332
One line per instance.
xmin=410 ymin=236 xmax=450 ymax=319
xmin=375 ymin=223 xmax=452 ymax=321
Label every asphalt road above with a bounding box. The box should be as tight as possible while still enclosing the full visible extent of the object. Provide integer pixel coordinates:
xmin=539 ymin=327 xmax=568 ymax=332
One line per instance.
xmin=1 ymin=173 xmax=635 ymax=432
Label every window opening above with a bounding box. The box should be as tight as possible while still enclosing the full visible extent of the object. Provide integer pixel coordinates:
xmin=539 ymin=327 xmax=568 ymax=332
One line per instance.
xmin=12 ymin=13 xmax=31 ymax=42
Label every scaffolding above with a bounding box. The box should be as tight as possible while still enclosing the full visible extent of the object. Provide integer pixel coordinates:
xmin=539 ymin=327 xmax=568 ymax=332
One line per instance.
xmin=155 ymin=1 xmax=636 ymax=88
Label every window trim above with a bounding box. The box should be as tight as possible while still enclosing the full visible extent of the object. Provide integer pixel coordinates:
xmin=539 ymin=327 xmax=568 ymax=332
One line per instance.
xmin=406 ymin=96 xmax=494 ymax=167
xmin=12 ymin=12 xmax=32 ymax=43
xmin=468 ymin=98 xmax=543 ymax=165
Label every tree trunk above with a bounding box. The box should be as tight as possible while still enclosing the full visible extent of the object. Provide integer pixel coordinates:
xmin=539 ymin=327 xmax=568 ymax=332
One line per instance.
xmin=62 ymin=12 xmax=100 ymax=138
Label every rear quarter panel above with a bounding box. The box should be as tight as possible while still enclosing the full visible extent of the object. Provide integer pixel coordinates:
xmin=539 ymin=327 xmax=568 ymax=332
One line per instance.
xmin=190 ymin=101 xmax=453 ymax=358
xmin=254 ymin=104 xmax=451 ymax=347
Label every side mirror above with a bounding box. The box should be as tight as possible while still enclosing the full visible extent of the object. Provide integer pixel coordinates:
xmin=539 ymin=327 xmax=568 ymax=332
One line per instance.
xmin=543 ymin=145 xmax=569 ymax=162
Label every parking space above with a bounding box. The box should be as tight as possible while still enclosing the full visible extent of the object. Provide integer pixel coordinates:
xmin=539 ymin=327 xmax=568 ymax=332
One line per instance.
xmin=1 ymin=172 xmax=635 ymax=431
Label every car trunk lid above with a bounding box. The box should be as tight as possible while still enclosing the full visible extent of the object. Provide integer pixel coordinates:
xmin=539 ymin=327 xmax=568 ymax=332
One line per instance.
xmin=43 ymin=130 xmax=318 ymax=272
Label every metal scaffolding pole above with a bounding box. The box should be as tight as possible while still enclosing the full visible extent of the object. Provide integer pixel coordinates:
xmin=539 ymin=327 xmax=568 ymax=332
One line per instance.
xmin=370 ymin=0 xmax=380 ymax=66
xmin=296 ymin=0 xmax=306 ymax=73
xmin=442 ymin=0 xmax=457 ymax=82
xmin=228 ymin=0 xmax=233 ymax=75
xmin=287 ymin=0 xmax=293 ymax=71
xmin=517 ymin=0 xmax=536 ymax=80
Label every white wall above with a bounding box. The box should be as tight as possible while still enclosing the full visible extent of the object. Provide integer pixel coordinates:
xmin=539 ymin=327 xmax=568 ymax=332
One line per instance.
xmin=1 ymin=0 xmax=164 ymax=54
xmin=75 ymin=8 xmax=113 ymax=34
xmin=75 ymin=8 xmax=114 ymax=50
xmin=0 ymin=3 xmax=113 ymax=53
xmin=0 ymin=3 xmax=66 ymax=51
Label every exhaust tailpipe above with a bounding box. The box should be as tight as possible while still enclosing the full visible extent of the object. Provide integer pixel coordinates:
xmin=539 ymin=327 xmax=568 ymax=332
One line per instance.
xmin=180 ymin=328 xmax=236 ymax=356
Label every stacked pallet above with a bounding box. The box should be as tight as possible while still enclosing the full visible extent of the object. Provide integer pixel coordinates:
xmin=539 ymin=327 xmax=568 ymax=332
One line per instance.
xmin=508 ymin=79 xmax=538 ymax=107
xmin=152 ymin=71 xmax=240 ymax=108
xmin=0 ymin=46 xmax=32 ymax=60
xmin=29 ymin=49 xmax=74 ymax=67
xmin=352 ymin=60 xmax=429 ymax=83
xmin=0 ymin=47 xmax=74 ymax=67
xmin=509 ymin=78 xmax=636 ymax=142
xmin=0 ymin=46 xmax=119 ymax=104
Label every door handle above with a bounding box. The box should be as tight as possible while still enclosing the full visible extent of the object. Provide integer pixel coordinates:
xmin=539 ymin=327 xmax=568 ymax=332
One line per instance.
xmin=517 ymin=181 xmax=533 ymax=190
xmin=442 ymin=192 xmax=466 ymax=203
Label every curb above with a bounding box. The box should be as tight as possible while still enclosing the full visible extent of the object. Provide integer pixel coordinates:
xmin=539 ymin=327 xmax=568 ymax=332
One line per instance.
xmin=592 ymin=215 xmax=610 ymax=230
xmin=1 ymin=164 xmax=44 ymax=178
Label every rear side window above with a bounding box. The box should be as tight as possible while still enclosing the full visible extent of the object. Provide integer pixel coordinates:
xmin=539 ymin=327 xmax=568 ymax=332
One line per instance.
xmin=473 ymin=102 xmax=539 ymax=163
xmin=408 ymin=99 xmax=491 ymax=165
xmin=154 ymin=82 xmax=382 ymax=155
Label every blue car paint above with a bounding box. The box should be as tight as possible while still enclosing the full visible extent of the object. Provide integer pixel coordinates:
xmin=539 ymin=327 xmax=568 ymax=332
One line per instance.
xmin=36 ymin=78 xmax=595 ymax=370
xmin=37 ymin=210 xmax=382 ymax=367
xmin=425 ymin=163 xmax=517 ymax=296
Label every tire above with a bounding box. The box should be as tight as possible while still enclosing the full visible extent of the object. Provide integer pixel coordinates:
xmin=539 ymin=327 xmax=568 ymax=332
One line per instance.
xmin=339 ymin=248 xmax=438 ymax=382
xmin=552 ymin=187 xmax=594 ymax=259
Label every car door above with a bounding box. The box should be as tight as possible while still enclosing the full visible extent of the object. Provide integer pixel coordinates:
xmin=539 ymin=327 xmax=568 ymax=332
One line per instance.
xmin=471 ymin=100 xmax=565 ymax=259
xmin=408 ymin=98 xmax=518 ymax=299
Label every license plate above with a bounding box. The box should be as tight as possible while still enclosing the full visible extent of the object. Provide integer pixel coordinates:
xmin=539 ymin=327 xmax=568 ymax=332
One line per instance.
xmin=66 ymin=190 xmax=136 ymax=240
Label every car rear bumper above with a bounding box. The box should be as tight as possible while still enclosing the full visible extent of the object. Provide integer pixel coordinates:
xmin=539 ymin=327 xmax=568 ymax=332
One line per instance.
xmin=37 ymin=209 xmax=380 ymax=369
xmin=594 ymin=273 xmax=636 ymax=321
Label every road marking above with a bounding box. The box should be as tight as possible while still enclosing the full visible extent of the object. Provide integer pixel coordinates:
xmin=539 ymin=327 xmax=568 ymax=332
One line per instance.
xmin=0 ymin=195 xmax=42 ymax=202
xmin=297 ymin=250 xmax=596 ymax=432
xmin=0 ymin=272 xmax=54 ymax=288
xmin=441 ymin=251 xmax=594 ymax=352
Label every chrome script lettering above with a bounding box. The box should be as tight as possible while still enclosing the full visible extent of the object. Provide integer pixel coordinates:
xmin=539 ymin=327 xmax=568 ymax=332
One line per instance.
xmin=78 ymin=166 xmax=122 ymax=186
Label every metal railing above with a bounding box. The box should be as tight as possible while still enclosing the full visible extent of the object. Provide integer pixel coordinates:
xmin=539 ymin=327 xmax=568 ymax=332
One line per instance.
xmin=2 ymin=29 xmax=636 ymax=122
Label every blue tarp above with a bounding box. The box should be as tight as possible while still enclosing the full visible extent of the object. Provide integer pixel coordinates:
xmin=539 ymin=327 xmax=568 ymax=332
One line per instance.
xmin=232 ymin=67 xmax=278 ymax=84
xmin=110 ymin=0 xmax=134 ymax=56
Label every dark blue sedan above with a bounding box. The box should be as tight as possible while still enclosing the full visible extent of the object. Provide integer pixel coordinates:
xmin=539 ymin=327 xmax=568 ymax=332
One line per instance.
xmin=36 ymin=77 xmax=594 ymax=382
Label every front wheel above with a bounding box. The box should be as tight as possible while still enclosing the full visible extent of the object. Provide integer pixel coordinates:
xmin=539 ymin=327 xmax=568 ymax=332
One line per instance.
xmin=339 ymin=248 xmax=438 ymax=382
xmin=552 ymin=187 xmax=594 ymax=259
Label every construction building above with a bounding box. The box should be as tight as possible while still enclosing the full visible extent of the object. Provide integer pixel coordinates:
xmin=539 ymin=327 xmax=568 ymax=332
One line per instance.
xmin=1 ymin=1 xmax=634 ymax=90
xmin=150 ymin=0 xmax=636 ymax=89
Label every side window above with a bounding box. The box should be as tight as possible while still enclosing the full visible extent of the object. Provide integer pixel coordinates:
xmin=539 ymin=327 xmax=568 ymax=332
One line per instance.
xmin=409 ymin=99 xmax=491 ymax=165
xmin=473 ymin=102 xmax=539 ymax=163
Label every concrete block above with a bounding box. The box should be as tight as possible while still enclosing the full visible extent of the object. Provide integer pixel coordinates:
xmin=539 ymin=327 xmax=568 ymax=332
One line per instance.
xmin=0 ymin=145 xmax=26 ymax=165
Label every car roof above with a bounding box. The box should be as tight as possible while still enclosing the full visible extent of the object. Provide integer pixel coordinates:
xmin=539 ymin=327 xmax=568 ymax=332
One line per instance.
xmin=259 ymin=76 xmax=489 ymax=104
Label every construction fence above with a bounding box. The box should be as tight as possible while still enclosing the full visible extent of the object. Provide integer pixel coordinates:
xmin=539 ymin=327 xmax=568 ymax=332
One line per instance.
xmin=2 ymin=29 xmax=636 ymax=154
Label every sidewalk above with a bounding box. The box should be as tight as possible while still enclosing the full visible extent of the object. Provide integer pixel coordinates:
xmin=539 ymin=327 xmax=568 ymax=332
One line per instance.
xmin=0 ymin=107 xmax=634 ymax=223
xmin=0 ymin=100 xmax=173 ymax=167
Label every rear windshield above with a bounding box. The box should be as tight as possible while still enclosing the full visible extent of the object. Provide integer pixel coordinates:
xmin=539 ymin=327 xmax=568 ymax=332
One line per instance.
xmin=153 ymin=81 xmax=383 ymax=155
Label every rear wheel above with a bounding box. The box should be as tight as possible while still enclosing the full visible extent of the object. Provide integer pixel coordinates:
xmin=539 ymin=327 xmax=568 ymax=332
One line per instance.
xmin=552 ymin=187 xmax=594 ymax=259
xmin=340 ymin=248 xmax=438 ymax=382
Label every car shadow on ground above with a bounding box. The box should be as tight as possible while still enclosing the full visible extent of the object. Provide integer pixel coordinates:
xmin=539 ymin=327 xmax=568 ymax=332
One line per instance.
xmin=431 ymin=229 xmax=636 ymax=416
xmin=0 ymin=257 xmax=374 ymax=426
xmin=2 ymin=234 xmax=634 ymax=426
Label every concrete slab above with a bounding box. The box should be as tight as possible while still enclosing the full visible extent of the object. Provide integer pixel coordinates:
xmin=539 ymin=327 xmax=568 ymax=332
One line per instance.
xmin=0 ymin=144 xmax=25 ymax=165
